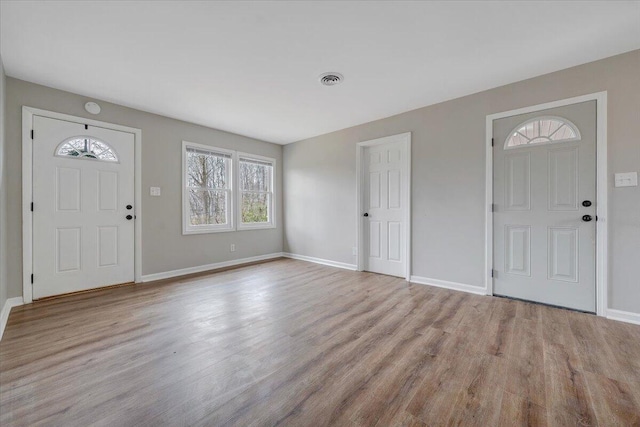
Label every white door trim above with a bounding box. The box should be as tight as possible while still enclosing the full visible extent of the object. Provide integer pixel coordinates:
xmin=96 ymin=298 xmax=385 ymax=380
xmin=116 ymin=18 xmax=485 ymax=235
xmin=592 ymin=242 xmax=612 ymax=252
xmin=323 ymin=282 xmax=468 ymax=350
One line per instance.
xmin=485 ymin=92 xmax=608 ymax=316
xmin=356 ymin=132 xmax=412 ymax=281
xmin=22 ymin=106 xmax=143 ymax=303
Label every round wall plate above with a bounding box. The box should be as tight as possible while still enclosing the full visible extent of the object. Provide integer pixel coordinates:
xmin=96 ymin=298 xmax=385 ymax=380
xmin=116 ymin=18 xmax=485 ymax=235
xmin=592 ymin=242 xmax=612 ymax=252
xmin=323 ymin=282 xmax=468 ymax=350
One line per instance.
xmin=84 ymin=101 xmax=101 ymax=115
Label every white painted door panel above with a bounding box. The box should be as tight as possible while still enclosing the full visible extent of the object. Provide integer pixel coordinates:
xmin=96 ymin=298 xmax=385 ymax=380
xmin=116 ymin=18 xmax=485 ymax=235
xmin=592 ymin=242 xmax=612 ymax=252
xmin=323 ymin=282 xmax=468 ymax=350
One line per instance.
xmin=364 ymin=141 xmax=407 ymax=277
xmin=493 ymin=101 xmax=596 ymax=312
xmin=33 ymin=116 xmax=135 ymax=299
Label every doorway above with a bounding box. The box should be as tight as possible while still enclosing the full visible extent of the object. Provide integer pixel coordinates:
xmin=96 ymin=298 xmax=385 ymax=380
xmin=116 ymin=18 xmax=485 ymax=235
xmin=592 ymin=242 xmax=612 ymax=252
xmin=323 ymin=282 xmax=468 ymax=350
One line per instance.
xmin=486 ymin=93 xmax=608 ymax=314
xmin=23 ymin=108 xmax=142 ymax=302
xmin=356 ymin=133 xmax=411 ymax=280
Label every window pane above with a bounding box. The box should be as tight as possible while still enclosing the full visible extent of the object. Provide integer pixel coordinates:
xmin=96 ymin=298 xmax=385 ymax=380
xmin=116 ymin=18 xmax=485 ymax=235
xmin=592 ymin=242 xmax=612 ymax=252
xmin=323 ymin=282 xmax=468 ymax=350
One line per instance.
xmin=189 ymin=190 xmax=228 ymax=225
xmin=187 ymin=152 xmax=228 ymax=189
xmin=505 ymin=117 xmax=579 ymax=148
xmin=240 ymin=160 xmax=271 ymax=192
xmin=241 ymin=192 xmax=269 ymax=223
xmin=56 ymin=137 xmax=118 ymax=162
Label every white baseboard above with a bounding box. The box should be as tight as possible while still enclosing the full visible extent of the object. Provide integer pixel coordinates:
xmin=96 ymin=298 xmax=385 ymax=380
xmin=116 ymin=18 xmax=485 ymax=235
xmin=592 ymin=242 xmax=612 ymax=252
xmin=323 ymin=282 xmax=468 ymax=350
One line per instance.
xmin=282 ymin=253 xmax=357 ymax=271
xmin=141 ymin=252 xmax=285 ymax=283
xmin=410 ymin=276 xmax=487 ymax=296
xmin=1 ymin=297 xmax=24 ymax=342
xmin=606 ymin=309 xmax=640 ymax=326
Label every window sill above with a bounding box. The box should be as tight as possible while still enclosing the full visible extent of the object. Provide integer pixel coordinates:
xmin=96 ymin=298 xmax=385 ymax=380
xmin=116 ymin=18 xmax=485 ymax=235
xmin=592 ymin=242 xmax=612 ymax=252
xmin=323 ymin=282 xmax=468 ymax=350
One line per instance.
xmin=183 ymin=227 xmax=235 ymax=235
xmin=237 ymin=223 xmax=276 ymax=231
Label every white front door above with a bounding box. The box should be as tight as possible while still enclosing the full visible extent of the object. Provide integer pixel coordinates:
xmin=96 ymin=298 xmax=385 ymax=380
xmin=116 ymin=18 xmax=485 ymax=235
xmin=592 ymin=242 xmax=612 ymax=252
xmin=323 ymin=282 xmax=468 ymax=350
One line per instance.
xmin=363 ymin=138 xmax=409 ymax=278
xmin=493 ymin=101 xmax=597 ymax=312
xmin=32 ymin=116 xmax=135 ymax=299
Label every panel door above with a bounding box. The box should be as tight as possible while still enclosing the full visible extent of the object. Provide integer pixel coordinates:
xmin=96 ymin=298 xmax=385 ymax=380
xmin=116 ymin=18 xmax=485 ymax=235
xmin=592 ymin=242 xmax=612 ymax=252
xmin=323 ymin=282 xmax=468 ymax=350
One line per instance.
xmin=32 ymin=116 xmax=135 ymax=299
xmin=364 ymin=140 xmax=407 ymax=277
xmin=493 ymin=101 xmax=596 ymax=312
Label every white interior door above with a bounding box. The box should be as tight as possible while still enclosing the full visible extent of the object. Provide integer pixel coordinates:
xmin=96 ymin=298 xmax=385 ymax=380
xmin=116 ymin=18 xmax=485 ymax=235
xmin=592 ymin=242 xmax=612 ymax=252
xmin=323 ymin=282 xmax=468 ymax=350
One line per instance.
xmin=493 ymin=101 xmax=596 ymax=312
xmin=363 ymin=138 xmax=408 ymax=278
xmin=32 ymin=116 xmax=135 ymax=299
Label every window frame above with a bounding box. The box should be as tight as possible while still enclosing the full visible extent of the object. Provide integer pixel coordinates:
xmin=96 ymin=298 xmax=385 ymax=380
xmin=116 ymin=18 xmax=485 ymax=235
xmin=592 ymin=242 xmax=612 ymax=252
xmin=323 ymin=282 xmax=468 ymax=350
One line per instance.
xmin=236 ymin=152 xmax=276 ymax=230
xmin=182 ymin=141 xmax=235 ymax=235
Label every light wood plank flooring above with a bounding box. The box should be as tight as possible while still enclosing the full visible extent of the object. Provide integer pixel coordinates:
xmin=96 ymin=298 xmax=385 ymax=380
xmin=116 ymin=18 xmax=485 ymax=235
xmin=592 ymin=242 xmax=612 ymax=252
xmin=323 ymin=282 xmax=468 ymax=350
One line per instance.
xmin=1 ymin=259 xmax=639 ymax=426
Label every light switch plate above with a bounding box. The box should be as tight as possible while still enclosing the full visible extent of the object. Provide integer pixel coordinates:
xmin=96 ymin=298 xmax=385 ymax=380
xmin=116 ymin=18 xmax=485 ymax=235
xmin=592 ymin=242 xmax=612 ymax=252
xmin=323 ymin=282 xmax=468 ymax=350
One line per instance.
xmin=150 ymin=186 xmax=161 ymax=196
xmin=614 ymin=172 xmax=638 ymax=188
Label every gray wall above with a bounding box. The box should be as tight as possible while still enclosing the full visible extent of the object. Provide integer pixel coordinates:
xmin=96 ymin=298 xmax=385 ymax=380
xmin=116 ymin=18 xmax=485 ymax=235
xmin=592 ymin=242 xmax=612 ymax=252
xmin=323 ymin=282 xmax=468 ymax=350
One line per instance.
xmin=5 ymin=78 xmax=283 ymax=299
xmin=283 ymin=50 xmax=640 ymax=314
xmin=0 ymin=56 xmax=7 ymax=310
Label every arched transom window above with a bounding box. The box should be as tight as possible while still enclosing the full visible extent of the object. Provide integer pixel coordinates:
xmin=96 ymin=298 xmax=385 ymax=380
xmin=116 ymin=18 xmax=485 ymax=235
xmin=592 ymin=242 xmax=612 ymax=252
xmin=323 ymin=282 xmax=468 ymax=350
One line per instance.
xmin=56 ymin=137 xmax=119 ymax=162
xmin=505 ymin=116 xmax=581 ymax=149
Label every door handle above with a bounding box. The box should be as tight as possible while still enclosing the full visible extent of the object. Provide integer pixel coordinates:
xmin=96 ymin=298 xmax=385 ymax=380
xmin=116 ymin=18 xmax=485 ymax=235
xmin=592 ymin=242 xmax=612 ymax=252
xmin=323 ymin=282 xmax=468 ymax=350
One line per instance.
xmin=126 ymin=205 xmax=133 ymax=210
xmin=363 ymin=213 xmax=369 ymax=217
xmin=126 ymin=215 xmax=133 ymax=220
xmin=582 ymin=215 xmax=593 ymax=222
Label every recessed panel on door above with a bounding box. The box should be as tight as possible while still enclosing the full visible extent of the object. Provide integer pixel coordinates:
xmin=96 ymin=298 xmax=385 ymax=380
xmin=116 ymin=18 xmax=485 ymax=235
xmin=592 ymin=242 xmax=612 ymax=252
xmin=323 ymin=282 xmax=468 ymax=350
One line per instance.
xmin=56 ymin=167 xmax=81 ymax=211
xmin=548 ymin=227 xmax=579 ymax=283
xmin=388 ymin=170 xmax=401 ymax=209
xmin=56 ymin=227 xmax=81 ymax=272
xmin=505 ymin=225 xmax=531 ymax=276
xmin=369 ymin=221 xmax=381 ymax=258
xmin=98 ymin=170 xmax=119 ymax=211
xmin=97 ymin=226 xmax=119 ymax=267
xmin=504 ymin=153 xmax=530 ymax=211
xmin=388 ymin=222 xmax=401 ymax=261
xmin=387 ymin=148 xmax=401 ymax=163
xmin=548 ymin=147 xmax=579 ymax=211
xmin=369 ymin=172 xmax=381 ymax=208
xmin=370 ymin=151 xmax=381 ymax=165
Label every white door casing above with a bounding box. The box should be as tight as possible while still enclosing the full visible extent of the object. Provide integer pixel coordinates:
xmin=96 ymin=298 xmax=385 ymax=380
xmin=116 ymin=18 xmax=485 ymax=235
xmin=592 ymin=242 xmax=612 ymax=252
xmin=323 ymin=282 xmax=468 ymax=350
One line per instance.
xmin=32 ymin=116 xmax=135 ymax=299
xmin=492 ymin=101 xmax=597 ymax=312
xmin=357 ymin=133 xmax=411 ymax=279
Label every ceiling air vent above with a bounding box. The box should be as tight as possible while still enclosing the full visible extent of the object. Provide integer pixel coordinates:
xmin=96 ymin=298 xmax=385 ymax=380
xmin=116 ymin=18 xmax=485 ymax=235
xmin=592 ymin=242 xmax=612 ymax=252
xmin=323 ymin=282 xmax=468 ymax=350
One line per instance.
xmin=319 ymin=72 xmax=344 ymax=86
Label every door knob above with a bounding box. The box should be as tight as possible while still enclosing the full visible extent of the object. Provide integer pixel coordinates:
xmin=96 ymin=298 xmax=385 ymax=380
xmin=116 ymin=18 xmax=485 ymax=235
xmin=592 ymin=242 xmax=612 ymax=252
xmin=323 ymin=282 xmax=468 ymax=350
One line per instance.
xmin=582 ymin=215 xmax=593 ymax=222
xmin=363 ymin=213 xmax=369 ymax=217
xmin=126 ymin=205 xmax=133 ymax=210
xmin=582 ymin=200 xmax=592 ymax=207
xmin=126 ymin=215 xmax=133 ymax=220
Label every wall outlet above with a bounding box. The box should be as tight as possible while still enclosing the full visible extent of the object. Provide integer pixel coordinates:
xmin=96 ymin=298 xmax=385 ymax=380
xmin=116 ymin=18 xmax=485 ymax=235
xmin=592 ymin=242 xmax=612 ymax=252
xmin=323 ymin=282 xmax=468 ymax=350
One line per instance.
xmin=230 ymin=244 xmax=236 ymax=252
xmin=352 ymin=247 xmax=357 ymax=256
xmin=150 ymin=186 xmax=161 ymax=196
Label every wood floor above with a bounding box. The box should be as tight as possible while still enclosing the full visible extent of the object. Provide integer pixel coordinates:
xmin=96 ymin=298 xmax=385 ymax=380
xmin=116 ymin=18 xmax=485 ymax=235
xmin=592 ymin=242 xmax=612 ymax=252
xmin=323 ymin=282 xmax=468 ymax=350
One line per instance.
xmin=1 ymin=259 xmax=639 ymax=426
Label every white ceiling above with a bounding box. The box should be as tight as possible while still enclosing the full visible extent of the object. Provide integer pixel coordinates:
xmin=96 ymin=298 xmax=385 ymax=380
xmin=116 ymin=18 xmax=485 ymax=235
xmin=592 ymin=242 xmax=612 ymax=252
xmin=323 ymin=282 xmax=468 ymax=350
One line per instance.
xmin=1 ymin=1 xmax=639 ymax=144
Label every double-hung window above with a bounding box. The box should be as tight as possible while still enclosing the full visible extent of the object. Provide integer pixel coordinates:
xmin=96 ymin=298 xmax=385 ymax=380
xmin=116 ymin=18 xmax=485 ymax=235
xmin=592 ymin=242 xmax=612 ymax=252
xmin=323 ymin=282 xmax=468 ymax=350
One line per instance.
xmin=182 ymin=142 xmax=276 ymax=234
xmin=238 ymin=154 xmax=275 ymax=229
xmin=183 ymin=142 xmax=234 ymax=234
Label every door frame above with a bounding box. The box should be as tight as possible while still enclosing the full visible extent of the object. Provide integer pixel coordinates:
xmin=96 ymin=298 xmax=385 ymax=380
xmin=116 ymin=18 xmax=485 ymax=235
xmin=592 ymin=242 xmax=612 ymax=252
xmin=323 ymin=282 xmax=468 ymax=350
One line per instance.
xmin=22 ymin=106 xmax=143 ymax=303
xmin=484 ymin=92 xmax=608 ymax=316
xmin=356 ymin=132 xmax=412 ymax=281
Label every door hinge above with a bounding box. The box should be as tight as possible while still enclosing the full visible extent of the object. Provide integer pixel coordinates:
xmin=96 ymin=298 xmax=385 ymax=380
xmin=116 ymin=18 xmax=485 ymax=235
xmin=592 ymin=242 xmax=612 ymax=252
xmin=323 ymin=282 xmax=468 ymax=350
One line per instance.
xmin=85 ymin=124 xmax=88 ymax=130
xmin=31 ymin=274 xmax=34 ymax=284
xmin=491 ymin=138 xmax=494 ymax=147
xmin=31 ymin=202 xmax=34 ymax=212
xmin=31 ymin=129 xmax=34 ymax=139
xmin=491 ymin=269 xmax=497 ymax=278
xmin=491 ymin=203 xmax=496 ymax=212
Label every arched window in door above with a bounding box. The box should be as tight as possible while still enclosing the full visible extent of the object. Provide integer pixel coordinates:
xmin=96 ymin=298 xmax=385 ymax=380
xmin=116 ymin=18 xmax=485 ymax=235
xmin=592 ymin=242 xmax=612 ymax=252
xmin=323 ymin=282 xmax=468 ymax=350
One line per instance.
xmin=505 ymin=116 xmax=581 ymax=149
xmin=56 ymin=136 xmax=119 ymax=162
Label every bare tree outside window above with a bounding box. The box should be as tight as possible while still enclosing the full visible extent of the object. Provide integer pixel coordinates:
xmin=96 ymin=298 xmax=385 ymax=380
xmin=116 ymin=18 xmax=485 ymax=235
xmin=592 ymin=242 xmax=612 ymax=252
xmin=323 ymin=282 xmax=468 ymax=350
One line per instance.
xmin=186 ymin=148 xmax=231 ymax=226
xmin=240 ymin=158 xmax=272 ymax=224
